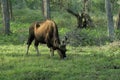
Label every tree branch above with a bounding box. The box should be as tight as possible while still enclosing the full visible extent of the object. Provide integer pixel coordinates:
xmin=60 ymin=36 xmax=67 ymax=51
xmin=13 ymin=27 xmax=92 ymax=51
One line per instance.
xmin=66 ymin=9 xmax=79 ymax=17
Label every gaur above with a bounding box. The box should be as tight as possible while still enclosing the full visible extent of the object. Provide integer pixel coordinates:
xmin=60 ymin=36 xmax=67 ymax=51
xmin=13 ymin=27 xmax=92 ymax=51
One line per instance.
xmin=26 ymin=19 xmax=67 ymax=59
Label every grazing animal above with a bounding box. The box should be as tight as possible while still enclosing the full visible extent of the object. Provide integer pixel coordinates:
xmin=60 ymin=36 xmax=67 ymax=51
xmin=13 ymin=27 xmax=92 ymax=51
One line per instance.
xmin=26 ymin=20 xmax=67 ymax=59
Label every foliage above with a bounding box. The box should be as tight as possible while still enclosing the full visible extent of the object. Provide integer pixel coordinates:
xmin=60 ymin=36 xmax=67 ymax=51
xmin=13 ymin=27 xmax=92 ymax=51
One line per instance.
xmin=0 ymin=1 xmax=120 ymax=80
xmin=12 ymin=0 xmax=41 ymax=9
xmin=66 ymin=27 xmax=111 ymax=46
xmin=25 ymin=0 xmax=42 ymax=9
xmin=91 ymin=0 xmax=105 ymax=13
xmin=1 ymin=9 xmax=120 ymax=46
xmin=115 ymin=29 xmax=120 ymax=40
xmin=13 ymin=8 xmax=44 ymax=23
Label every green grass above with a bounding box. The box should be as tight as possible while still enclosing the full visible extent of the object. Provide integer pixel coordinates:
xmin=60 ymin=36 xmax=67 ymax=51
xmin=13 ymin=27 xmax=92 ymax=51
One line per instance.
xmin=0 ymin=44 xmax=120 ymax=80
xmin=0 ymin=9 xmax=120 ymax=80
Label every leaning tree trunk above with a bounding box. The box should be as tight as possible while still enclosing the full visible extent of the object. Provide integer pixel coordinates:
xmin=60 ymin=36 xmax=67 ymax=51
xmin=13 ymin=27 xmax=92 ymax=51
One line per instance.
xmin=105 ymin=0 xmax=114 ymax=40
xmin=67 ymin=9 xmax=94 ymax=28
xmin=1 ymin=0 xmax=10 ymax=34
xmin=66 ymin=9 xmax=82 ymax=28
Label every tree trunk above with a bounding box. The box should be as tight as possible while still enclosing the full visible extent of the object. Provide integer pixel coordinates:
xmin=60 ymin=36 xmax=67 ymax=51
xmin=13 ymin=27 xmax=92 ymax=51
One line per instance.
xmin=83 ymin=0 xmax=88 ymax=13
xmin=116 ymin=10 xmax=120 ymax=29
xmin=8 ymin=0 xmax=13 ymax=20
xmin=105 ymin=0 xmax=114 ymax=40
xmin=42 ymin=0 xmax=51 ymax=19
xmin=0 ymin=1 xmax=1 ymax=13
xmin=1 ymin=0 xmax=10 ymax=34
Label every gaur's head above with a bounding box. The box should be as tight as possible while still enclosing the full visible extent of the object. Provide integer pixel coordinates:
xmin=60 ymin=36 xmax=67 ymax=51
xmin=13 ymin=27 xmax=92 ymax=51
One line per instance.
xmin=57 ymin=36 xmax=68 ymax=59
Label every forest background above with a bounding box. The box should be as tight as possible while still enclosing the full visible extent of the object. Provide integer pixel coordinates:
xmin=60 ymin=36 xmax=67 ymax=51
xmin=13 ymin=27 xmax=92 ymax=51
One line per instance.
xmin=0 ymin=0 xmax=120 ymax=80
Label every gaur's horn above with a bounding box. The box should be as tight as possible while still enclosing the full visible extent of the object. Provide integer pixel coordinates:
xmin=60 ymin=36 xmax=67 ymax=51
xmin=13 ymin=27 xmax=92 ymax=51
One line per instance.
xmin=61 ymin=36 xmax=68 ymax=45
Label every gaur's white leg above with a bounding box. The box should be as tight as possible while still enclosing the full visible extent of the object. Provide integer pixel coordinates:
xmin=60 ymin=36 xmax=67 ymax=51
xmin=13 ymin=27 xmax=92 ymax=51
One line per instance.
xmin=50 ymin=48 xmax=54 ymax=57
xmin=26 ymin=33 xmax=34 ymax=55
xmin=34 ymin=39 xmax=40 ymax=55
xmin=57 ymin=49 xmax=63 ymax=59
xmin=35 ymin=46 xmax=40 ymax=55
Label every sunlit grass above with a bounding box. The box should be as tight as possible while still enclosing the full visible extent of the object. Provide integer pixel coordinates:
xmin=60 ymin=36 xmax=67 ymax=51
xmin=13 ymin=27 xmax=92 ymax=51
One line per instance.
xmin=0 ymin=43 xmax=120 ymax=80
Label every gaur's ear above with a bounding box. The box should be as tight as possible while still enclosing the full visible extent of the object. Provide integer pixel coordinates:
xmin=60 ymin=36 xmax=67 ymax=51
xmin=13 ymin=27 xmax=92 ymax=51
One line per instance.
xmin=61 ymin=36 xmax=68 ymax=45
xmin=36 ymin=22 xmax=40 ymax=28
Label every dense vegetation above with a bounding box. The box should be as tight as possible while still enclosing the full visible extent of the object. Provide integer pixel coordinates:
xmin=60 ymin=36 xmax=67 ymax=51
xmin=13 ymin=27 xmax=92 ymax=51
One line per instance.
xmin=0 ymin=0 xmax=120 ymax=80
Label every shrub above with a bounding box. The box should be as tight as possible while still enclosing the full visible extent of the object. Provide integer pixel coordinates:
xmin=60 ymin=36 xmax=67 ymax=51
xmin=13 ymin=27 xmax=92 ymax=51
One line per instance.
xmin=66 ymin=28 xmax=111 ymax=46
xmin=115 ymin=30 xmax=120 ymax=40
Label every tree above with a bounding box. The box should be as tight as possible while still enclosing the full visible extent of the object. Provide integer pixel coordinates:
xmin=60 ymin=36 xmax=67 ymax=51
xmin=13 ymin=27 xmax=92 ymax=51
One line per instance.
xmin=83 ymin=0 xmax=88 ymax=13
xmin=67 ymin=9 xmax=83 ymax=28
xmin=8 ymin=0 xmax=13 ymax=20
xmin=1 ymin=0 xmax=10 ymax=34
xmin=0 ymin=1 xmax=1 ymax=13
xmin=66 ymin=9 xmax=94 ymax=28
xmin=116 ymin=2 xmax=120 ymax=30
xmin=42 ymin=0 xmax=50 ymax=19
xmin=116 ymin=10 xmax=120 ymax=29
xmin=105 ymin=0 xmax=114 ymax=40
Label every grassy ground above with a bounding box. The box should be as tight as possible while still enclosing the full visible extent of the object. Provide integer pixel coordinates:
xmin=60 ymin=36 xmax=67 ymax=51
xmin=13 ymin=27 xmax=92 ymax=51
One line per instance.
xmin=0 ymin=43 xmax=120 ymax=80
xmin=0 ymin=9 xmax=120 ymax=80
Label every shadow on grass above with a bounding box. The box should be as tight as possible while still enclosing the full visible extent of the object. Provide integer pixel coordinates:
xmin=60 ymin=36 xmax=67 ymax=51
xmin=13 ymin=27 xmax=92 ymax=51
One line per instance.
xmin=18 ymin=70 xmax=58 ymax=80
xmin=0 ymin=69 xmax=58 ymax=80
xmin=0 ymin=52 xmax=62 ymax=60
xmin=1 ymin=48 xmax=120 ymax=71
xmin=67 ymin=53 xmax=120 ymax=70
xmin=0 ymin=52 xmax=120 ymax=80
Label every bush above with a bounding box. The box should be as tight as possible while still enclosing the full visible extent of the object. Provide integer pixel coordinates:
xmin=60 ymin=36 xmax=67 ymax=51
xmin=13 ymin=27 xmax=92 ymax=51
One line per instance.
xmin=13 ymin=9 xmax=44 ymax=23
xmin=115 ymin=30 xmax=120 ymax=40
xmin=66 ymin=28 xmax=111 ymax=46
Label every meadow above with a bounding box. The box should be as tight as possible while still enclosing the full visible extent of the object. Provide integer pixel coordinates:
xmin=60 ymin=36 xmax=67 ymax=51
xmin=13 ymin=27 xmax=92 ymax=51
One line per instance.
xmin=0 ymin=9 xmax=120 ymax=80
